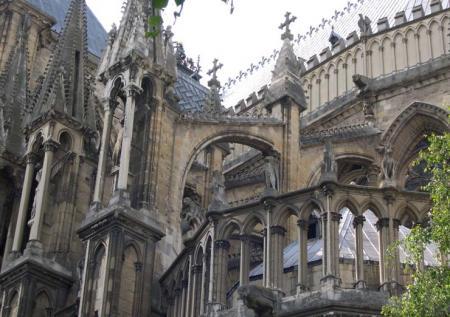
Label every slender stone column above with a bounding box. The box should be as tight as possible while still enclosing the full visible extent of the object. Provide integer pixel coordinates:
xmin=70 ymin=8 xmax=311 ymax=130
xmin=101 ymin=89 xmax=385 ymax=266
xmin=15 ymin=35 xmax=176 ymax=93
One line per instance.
xmin=199 ymin=256 xmax=207 ymax=315
xmin=11 ymin=153 xmax=36 ymax=253
xmin=214 ymin=240 xmax=230 ymax=307
xmin=376 ymin=218 xmax=390 ymax=286
xmin=270 ymin=225 xmax=286 ymax=290
xmin=239 ymin=235 xmax=250 ymax=286
xmin=117 ymin=85 xmax=140 ymax=192
xmin=180 ymin=280 xmax=188 ymax=317
xmin=321 ymin=213 xmax=327 ymax=276
xmin=27 ymin=140 xmax=58 ymax=248
xmin=328 ymin=212 xmax=342 ymax=277
xmin=174 ymin=288 xmax=181 ymax=317
xmin=297 ymin=219 xmax=308 ymax=293
xmin=92 ymin=100 xmax=115 ymax=209
xmin=392 ymin=219 xmax=401 ymax=282
xmin=191 ymin=265 xmax=202 ymax=317
xmin=353 ymin=215 xmax=366 ymax=288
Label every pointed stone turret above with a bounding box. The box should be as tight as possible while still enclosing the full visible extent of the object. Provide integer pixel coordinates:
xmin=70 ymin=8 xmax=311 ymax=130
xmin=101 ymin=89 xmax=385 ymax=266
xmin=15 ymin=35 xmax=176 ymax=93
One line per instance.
xmin=204 ymin=58 xmax=224 ymax=115
xmin=265 ymin=12 xmax=307 ymax=110
xmin=28 ymin=0 xmax=95 ymax=132
xmin=0 ymin=14 xmax=30 ymax=157
xmin=98 ymin=0 xmax=161 ymax=75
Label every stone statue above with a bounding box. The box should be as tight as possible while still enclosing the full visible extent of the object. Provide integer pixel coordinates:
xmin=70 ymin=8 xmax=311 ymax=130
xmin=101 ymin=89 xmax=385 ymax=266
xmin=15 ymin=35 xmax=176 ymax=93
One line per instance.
xmin=320 ymin=140 xmax=338 ymax=182
xmin=381 ymin=146 xmax=395 ymax=182
xmin=112 ymin=118 xmax=124 ymax=166
xmin=180 ymin=197 xmax=204 ymax=234
xmin=264 ymin=156 xmax=279 ymax=191
xmin=30 ymin=166 xmax=43 ymax=222
xmin=208 ymin=171 xmax=228 ymax=211
xmin=358 ymin=14 xmax=372 ymax=35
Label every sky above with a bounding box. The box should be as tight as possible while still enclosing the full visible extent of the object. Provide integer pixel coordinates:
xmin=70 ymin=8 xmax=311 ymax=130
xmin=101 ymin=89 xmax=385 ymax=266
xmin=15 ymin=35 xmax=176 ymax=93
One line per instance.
xmin=86 ymin=0 xmax=351 ymax=84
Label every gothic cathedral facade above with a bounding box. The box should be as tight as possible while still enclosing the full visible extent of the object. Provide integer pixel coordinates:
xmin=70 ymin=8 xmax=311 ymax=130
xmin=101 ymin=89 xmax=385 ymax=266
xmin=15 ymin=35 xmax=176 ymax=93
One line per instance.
xmin=0 ymin=0 xmax=448 ymax=316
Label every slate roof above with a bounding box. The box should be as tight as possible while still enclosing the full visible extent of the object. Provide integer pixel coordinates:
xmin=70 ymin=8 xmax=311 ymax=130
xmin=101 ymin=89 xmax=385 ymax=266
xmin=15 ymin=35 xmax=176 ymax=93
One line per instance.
xmin=249 ymin=209 xmax=439 ymax=277
xmin=175 ymin=66 xmax=209 ymax=112
xmin=26 ymin=0 xmax=107 ymax=57
xmin=223 ymin=0 xmax=449 ymax=107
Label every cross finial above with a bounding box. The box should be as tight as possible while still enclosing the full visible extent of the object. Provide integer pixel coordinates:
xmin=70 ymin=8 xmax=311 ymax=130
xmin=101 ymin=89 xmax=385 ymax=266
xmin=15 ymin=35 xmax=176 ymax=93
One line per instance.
xmin=207 ymin=58 xmax=223 ymax=81
xmin=279 ymin=12 xmax=297 ymax=41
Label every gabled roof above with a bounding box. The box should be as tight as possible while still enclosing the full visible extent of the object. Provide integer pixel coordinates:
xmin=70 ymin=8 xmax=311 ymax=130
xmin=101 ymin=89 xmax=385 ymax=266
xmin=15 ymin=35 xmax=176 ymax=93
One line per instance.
xmin=26 ymin=0 xmax=107 ymax=57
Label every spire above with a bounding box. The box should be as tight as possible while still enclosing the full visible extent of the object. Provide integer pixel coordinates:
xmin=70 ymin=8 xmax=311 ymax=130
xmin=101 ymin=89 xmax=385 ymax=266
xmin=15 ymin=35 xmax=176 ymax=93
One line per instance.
xmin=204 ymin=59 xmax=224 ymax=114
xmin=0 ymin=14 xmax=30 ymax=157
xmin=265 ymin=12 xmax=306 ymax=109
xmin=99 ymin=0 xmax=160 ymax=74
xmin=29 ymin=0 xmax=95 ymax=131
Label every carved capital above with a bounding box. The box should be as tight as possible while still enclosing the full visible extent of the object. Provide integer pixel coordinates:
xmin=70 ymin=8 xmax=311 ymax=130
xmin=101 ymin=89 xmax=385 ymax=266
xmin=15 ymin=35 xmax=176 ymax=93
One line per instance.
xmin=43 ymin=140 xmax=58 ymax=152
xmin=353 ymin=215 xmax=366 ymax=228
xmin=215 ymin=239 xmax=231 ymax=250
xmin=330 ymin=212 xmax=342 ymax=222
xmin=270 ymin=225 xmax=287 ymax=236
xmin=376 ymin=218 xmax=390 ymax=231
xmin=125 ymin=84 xmax=143 ymax=97
xmin=297 ymin=219 xmax=309 ymax=230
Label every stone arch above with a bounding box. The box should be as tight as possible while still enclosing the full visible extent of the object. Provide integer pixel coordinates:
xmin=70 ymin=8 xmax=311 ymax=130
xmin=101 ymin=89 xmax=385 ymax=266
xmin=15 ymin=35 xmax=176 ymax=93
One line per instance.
xmin=359 ymin=197 xmax=386 ymax=219
xmin=57 ymin=130 xmax=73 ymax=152
xmin=299 ymin=199 xmax=324 ymax=221
xmin=428 ymin=20 xmax=444 ymax=57
xmin=273 ymin=204 xmax=299 ymax=226
xmin=382 ymin=36 xmax=395 ymax=74
xmin=90 ymin=243 xmax=107 ymax=316
xmin=218 ymin=219 xmax=241 ymax=240
xmin=381 ymin=102 xmax=448 ymax=183
xmin=382 ymin=102 xmax=448 ymax=145
xmin=180 ymin=131 xmax=279 ymax=203
xmin=242 ymin=213 xmax=266 ymax=234
xmin=336 ymin=155 xmax=375 ymax=186
xmin=393 ymin=32 xmax=406 ymax=70
xmin=395 ymin=203 xmax=421 ymax=227
xmin=31 ymin=289 xmax=52 ymax=317
xmin=194 ymin=244 xmax=204 ymax=265
xmin=334 ymin=196 xmax=359 ymax=216
xmin=405 ymin=28 xmax=418 ymax=66
xmin=417 ymin=24 xmax=432 ymax=62
xmin=354 ymin=47 xmax=364 ymax=75
xmin=8 ymin=290 xmax=19 ymax=317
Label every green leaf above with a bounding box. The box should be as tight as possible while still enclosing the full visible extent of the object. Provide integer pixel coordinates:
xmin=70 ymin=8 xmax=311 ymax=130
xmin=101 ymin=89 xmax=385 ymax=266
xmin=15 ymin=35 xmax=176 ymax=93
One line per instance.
xmin=152 ymin=0 xmax=169 ymax=9
xmin=148 ymin=15 xmax=163 ymax=27
xmin=146 ymin=31 xmax=160 ymax=38
xmin=175 ymin=0 xmax=185 ymax=5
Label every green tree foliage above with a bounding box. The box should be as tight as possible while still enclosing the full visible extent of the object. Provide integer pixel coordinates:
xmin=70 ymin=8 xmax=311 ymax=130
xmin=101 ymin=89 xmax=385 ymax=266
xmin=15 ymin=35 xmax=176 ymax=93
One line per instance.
xmin=382 ymin=120 xmax=450 ymax=317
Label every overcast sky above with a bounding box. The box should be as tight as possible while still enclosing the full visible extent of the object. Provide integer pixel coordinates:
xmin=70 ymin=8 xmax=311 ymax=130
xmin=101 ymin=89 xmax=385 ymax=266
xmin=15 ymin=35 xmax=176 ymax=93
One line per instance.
xmin=86 ymin=0 xmax=350 ymax=83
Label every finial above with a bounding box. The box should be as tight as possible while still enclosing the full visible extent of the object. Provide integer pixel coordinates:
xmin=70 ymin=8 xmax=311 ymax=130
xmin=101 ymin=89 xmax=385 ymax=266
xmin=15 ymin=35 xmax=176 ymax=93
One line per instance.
xmin=279 ymin=12 xmax=297 ymax=41
xmin=207 ymin=58 xmax=223 ymax=82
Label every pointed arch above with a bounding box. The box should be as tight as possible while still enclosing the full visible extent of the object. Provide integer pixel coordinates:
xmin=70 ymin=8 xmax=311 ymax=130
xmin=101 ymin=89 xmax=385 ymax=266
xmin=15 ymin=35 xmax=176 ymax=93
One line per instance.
xmin=242 ymin=213 xmax=266 ymax=234
xmin=359 ymin=197 xmax=386 ymax=219
xmin=118 ymin=244 xmax=139 ymax=316
xmin=218 ymin=219 xmax=242 ymax=240
xmin=31 ymin=290 xmax=52 ymax=317
xmin=299 ymin=199 xmax=324 ymax=220
xmin=334 ymin=196 xmax=360 ymax=216
xmin=273 ymin=203 xmax=299 ymax=226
